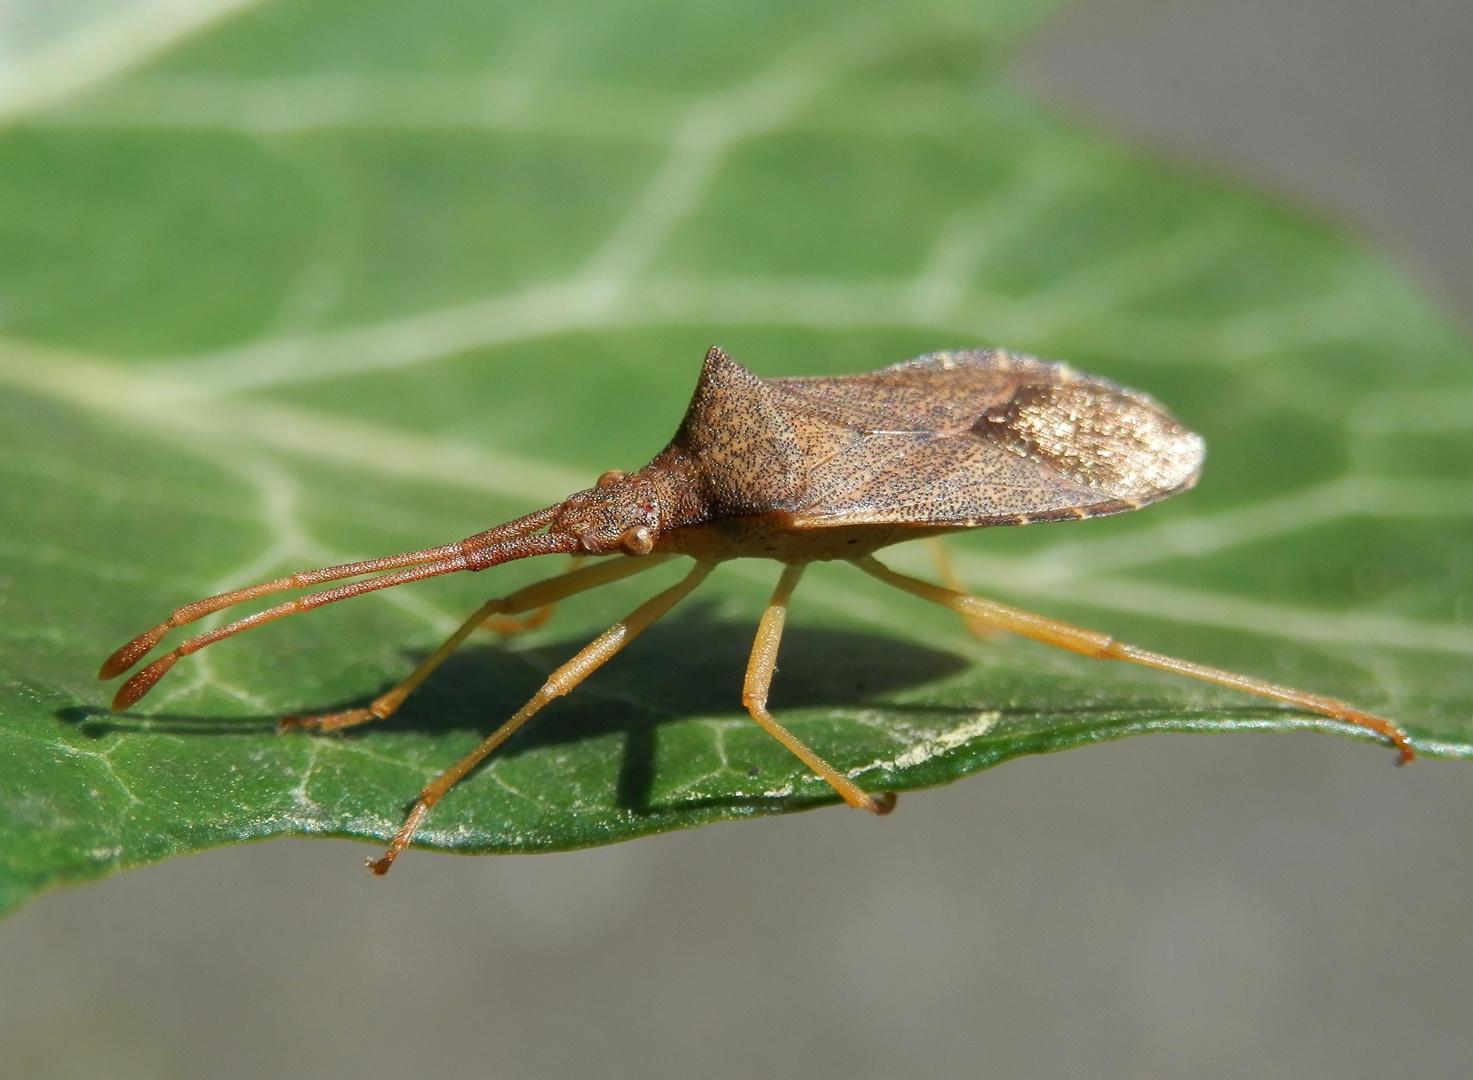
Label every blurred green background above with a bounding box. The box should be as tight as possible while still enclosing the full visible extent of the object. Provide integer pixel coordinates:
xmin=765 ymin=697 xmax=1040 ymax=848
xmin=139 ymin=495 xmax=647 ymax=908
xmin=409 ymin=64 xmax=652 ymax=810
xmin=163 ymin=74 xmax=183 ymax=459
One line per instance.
xmin=1 ymin=0 xmax=1471 ymax=1076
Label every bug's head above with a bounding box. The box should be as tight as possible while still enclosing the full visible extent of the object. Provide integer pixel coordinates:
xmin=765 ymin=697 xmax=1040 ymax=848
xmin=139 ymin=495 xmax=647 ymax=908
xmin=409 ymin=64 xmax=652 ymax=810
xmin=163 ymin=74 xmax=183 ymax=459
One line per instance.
xmin=550 ymin=470 xmax=663 ymax=556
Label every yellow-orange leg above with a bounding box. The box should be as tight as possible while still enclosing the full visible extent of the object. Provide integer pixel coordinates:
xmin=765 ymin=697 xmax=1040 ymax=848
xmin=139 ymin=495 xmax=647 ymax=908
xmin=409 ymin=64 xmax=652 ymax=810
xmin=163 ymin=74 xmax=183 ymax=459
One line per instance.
xmin=924 ymin=537 xmax=1003 ymax=640
xmin=855 ymin=555 xmax=1414 ymax=763
xmin=368 ymin=559 xmax=714 ymax=875
xmin=281 ymin=554 xmax=674 ymax=734
xmin=742 ymin=563 xmax=896 ymax=815
xmin=480 ymin=603 xmax=555 ymax=636
xmin=478 ymin=556 xmax=584 ymax=635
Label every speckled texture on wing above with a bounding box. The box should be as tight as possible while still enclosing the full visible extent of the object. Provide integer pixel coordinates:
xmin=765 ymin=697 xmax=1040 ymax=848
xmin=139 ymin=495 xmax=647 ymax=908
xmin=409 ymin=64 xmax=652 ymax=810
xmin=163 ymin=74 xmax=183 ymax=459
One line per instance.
xmin=769 ymin=349 xmax=1205 ymax=527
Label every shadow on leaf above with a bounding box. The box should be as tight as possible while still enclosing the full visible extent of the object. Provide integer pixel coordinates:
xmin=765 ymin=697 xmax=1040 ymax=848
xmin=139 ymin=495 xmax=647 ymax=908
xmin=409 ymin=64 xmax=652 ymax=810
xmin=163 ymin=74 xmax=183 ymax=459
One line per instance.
xmin=377 ymin=603 xmax=971 ymax=811
xmin=59 ymin=604 xmax=970 ymax=813
xmin=57 ymin=705 xmax=278 ymax=737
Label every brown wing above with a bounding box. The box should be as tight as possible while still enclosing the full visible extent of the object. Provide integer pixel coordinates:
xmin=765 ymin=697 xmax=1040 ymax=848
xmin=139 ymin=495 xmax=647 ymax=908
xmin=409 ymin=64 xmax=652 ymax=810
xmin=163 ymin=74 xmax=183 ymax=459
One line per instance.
xmin=767 ymin=349 xmax=1205 ymax=527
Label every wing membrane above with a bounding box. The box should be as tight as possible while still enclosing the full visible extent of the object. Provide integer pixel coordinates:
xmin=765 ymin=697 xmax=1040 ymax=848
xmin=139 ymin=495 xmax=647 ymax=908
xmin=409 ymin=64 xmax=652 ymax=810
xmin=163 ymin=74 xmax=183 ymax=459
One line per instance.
xmin=769 ymin=349 xmax=1204 ymax=527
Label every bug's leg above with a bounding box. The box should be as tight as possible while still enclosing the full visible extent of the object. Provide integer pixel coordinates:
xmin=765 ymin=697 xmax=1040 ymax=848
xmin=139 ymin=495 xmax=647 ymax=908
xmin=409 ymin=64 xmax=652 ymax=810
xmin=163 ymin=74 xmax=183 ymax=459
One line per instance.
xmin=855 ymin=555 xmax=1414 ymax=763
xmin=279 ymin=597 xmax=501 ymax=734
xmin=477 ymin=557 xmax=581 ymax=636
xmin=480 ymin=604 xmax=556 ymax=636
xmin=282 ymin=554 xmax=675 ymax=734
xmin=368 ymin=559 xmax=715 ymax=875
xmin=924 ymin=538 xmax=1003 ymax=640
xmin=742 ymin=563 xmax=896 ymax=815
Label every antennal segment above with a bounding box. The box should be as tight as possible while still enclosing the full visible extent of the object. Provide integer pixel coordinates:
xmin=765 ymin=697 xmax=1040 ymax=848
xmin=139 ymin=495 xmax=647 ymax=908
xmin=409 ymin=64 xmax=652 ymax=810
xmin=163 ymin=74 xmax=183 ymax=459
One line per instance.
xmin=106 ymin=530 xmax=580 ymax=710
xmin=98 ymin=506 xmax=562 ymax=680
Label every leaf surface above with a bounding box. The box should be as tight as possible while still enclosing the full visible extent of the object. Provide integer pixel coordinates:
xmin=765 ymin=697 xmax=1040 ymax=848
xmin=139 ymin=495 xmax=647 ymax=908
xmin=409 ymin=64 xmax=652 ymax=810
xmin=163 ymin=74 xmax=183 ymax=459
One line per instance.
xmin=2 ymin=0 xmax=1471 ymax=916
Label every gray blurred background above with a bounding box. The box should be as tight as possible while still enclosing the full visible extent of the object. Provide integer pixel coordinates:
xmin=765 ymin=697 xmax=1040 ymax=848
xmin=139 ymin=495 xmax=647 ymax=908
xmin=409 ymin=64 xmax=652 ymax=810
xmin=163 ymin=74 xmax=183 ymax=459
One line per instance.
xmin=3 ymin=1 xmax=1472 ymax=1077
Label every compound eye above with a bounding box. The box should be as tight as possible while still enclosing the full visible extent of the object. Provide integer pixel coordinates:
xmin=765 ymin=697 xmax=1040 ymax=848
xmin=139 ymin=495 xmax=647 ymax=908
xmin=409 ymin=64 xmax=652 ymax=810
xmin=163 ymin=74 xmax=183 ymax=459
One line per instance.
xmin=618 ymin=525 xmax=654 ymax=556
xmin=596 ymin=470 xmax=626 ymax=488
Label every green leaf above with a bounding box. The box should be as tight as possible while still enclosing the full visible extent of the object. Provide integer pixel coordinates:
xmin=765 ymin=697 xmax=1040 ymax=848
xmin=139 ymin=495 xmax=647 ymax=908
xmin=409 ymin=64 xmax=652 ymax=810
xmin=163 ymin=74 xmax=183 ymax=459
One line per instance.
xmin=2 ymin=0 xmax=1470 ymax=917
